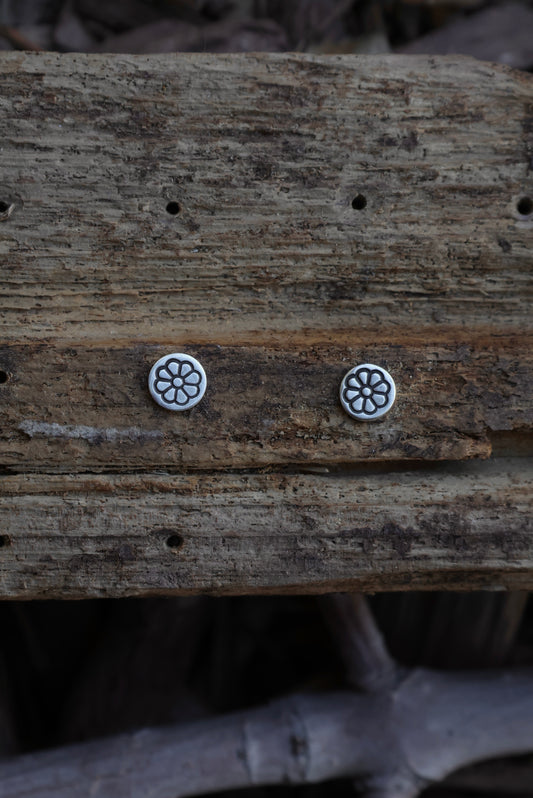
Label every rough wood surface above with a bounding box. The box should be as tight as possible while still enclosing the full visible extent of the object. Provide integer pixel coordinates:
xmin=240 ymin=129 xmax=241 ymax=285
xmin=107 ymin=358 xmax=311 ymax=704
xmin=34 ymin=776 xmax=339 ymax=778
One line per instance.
xmin=0 ymin=459 xmax=531 ymax=598
xmin=0 ymin=52 xmax=532 ymax=470
xmin=2 ymin=337 xmax=531 ymax=470
xmin=0 ymin=52 xmax=532 ymax=595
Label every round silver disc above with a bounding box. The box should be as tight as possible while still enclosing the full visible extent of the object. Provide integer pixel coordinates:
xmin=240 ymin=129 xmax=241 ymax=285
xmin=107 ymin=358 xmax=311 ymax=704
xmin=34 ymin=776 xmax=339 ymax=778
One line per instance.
xmin=149 ymin=353 xmax=206 ymax=411
xmin=340 ymin=363 xmax=396 ymax=421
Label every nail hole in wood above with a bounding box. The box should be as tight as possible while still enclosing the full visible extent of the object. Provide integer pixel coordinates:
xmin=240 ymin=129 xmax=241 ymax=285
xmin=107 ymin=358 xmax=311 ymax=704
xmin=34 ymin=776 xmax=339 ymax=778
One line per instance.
xmin=0 ymin=535 xmax=11 ymax=548
xmin=0 ymin=371 xmax=9 ymax=384
xmin=351 ymin=194 xmax=367 ymax=210
xmin=517 ymin=196 xmax=532 ymax=216
xmin=166 ymin=534 xmax=184 ymax=550
xmin=0 ymin=201 xmax=10 ymax=213
xmin=166 ymin=201 xmax=181 ymax=215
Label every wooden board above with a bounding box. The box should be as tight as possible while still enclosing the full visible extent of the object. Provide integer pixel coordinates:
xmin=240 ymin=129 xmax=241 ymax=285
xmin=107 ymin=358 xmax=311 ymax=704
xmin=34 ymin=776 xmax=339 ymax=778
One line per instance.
xmin=2 ymin=337 xmax=532 ymax=470
xmin=1 ymin=460 xmax=531 ymax=597
xmin=1 ymin=52 xmax=533 ymax=469
xmin=0 ymin=52 xmax=532 ymax=595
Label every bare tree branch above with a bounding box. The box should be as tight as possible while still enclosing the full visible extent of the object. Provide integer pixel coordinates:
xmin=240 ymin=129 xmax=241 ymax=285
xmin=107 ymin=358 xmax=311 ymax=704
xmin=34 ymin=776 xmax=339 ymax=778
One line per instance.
xmin=319 ymin=593 xmax=397 ymax=692
xmin=0 ymin=24 xmax=42 ymax=51
xmin=2 ymin=668 xmax=533 ymax=798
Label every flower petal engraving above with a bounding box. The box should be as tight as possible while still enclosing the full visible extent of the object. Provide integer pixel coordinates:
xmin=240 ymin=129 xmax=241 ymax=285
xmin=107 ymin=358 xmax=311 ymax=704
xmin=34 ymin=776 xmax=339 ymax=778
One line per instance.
xmin=364 ymin=397 xmax=376 ymax=414
xmin=356 ymin=368 xmax=370 ymax=386
xmin=372 ymin=380 xmax=390 ymax=394
xmin=183 ymin=383 xmax=200 ymax=398
xmin=162 ymin=387 xmax=177 ymax=403
xmin=156 ymin=366 xmax=173 ymax=382
xmin=149 ymin=353 xmax=207 ymax=411
xmin=185 ymin=370 xmax=201 ymax=385
xmin=176 ymin=388 xmax=189 ymax=405
xmin=344 ymin=389 xmax=360 ymax=401
xmin=340 ymin=363 xmax=395 ymax=421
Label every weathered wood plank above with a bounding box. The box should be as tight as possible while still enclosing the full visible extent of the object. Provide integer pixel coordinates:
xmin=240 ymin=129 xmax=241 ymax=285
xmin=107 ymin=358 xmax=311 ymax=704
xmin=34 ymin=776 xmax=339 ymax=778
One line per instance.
xmin=0 ymin=459 xmax=531 ymax=598
xmin=0 ymin=52 xmax=532 ymax=470
xmin=0 ymin=54 xmax=531 ymax=343
xmin=0 ymin=53 xmax=531 ymax=595
xmin=1 ymin=337 xmax=531 ymax=469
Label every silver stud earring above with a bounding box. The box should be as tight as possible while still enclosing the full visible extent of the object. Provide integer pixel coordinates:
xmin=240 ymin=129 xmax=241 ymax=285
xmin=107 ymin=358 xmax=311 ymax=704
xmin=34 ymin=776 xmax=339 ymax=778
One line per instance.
xmin=148 ymin=353 xmax=207 ymax=411
xmin=340 ymin=363 xmax=396 ymax=421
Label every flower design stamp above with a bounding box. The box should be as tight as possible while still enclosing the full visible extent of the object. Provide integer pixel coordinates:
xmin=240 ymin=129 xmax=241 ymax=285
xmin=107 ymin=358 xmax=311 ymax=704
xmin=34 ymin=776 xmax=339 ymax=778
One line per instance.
xmin=340 ymin=363 xmax=396 ymax=421
xmin=148 ymin=353 xmax=206 ymax=411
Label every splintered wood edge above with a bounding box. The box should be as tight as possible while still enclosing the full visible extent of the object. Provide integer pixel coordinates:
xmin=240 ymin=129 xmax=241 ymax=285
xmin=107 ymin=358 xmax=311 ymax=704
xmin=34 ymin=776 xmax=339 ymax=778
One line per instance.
xmin=1 ymin=338 xmax=532 ymax=470
xmin=0 ymin=459 xmax=531 ymax=598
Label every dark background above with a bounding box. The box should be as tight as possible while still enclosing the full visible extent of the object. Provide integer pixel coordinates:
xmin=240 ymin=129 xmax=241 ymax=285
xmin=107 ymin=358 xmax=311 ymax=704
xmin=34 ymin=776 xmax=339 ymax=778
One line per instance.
xmin=0 ymin=0 xmax=532 ymax=71
xmin=1 ymin=592 xmax=533 ymax=796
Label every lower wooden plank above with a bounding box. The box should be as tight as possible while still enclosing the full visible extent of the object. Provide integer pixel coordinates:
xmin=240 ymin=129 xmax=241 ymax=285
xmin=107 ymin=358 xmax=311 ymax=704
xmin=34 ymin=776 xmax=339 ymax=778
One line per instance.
xmin=0 ymin=459 xmax=530 ymax=597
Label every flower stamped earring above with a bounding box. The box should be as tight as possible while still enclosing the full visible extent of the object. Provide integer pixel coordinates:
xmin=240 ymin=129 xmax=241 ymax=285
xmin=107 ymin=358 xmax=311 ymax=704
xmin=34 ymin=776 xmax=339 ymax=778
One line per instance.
xmin=148 ymin=353 xmax=206 ymax=411
xmin=340 ymin=363 xmax=396 ymax=421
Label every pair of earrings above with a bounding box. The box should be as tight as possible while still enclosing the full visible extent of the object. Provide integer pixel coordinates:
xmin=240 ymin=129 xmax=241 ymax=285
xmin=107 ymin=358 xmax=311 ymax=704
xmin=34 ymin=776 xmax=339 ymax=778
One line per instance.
xmin=148 ymin=353 xmax=396 ymax=421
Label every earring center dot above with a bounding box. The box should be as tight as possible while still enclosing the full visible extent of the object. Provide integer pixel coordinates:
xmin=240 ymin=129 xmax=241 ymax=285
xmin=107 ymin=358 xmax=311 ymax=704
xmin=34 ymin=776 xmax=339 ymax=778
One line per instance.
xmin=173 ymin=377 xmax=183 ymax=388
xmin=362 ymin=387 xmax=372 ymax=397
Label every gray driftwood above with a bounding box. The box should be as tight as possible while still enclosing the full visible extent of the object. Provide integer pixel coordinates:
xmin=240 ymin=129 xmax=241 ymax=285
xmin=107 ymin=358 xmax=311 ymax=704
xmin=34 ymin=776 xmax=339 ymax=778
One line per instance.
xmin=1 ymin=667 xmax=533 ymax=798
xmin=1 ymin=590 xmax=532 ymax=797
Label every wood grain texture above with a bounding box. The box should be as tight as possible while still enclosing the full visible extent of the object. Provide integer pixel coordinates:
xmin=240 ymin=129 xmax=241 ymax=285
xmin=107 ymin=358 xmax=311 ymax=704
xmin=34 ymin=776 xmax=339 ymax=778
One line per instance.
xmin=0 ymin=53 xmax=532 ymax=595
xmin=0 ymin=52 xmax=532 ymax=470
xmin=0 ymin=53 xmax=531 ymax=343
xmin=0 ymin=337 xmax=530 ymax=470
xmin=0 ymin=459 xmax=531 ymax=598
